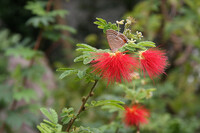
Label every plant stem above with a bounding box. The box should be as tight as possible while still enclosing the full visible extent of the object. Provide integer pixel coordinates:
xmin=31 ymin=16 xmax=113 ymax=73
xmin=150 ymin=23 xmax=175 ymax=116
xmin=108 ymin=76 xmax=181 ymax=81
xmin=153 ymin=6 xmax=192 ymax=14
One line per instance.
xmin=66 ymin=80 xmax=99 ymax=132
xmin=115 ymin=127 xmax=119 ymax=133
xmin=136 ymin=125 xmax=140 ymax=133
xmin=33 ymin=0 xmax=53 ymax=52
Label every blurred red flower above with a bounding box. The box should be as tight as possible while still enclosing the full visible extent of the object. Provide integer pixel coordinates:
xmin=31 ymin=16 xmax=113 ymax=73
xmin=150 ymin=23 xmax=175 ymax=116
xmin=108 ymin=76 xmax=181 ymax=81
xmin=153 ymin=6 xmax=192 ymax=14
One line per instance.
xmin=139 ymin=48 xmax=168 ymax=79
xmin=91 ymin=51 xmax=138 ymax=84
xmin=124 ymin=105 xmax=150 ymax=126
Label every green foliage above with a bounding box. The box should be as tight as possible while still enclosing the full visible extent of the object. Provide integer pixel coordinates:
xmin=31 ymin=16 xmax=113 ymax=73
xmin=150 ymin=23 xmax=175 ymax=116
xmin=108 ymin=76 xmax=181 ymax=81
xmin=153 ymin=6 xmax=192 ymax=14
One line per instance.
xmin=13 ymin=89 xmax=37 ymax=103
xmin=53 ymin=25 xmax=76 ymax=34
xmin=37 ymin=108 xmax=63 ymax=133
xmin=5 ymin=112 xmax=26 ymax=129
xmin=0 ymin=28 xmax=50 ymax=132
xmin=77 ymin=70 xmax=87 ymax=79
xmin=25 ymin=1 xmax=47 ymax=16
xmin=25 ymin=1 xmax=68 ymax=29
xmin=94 ymin=18 xmax=118 ymax=33
xmin=6 ymin=111 xmax=38 ymax=130
xmin=57 ymin=67 xmax=97 ymax=82
xmin=73 ymin=126 xmax=102 ymax=133
xmin=124 ymin=87 xmax=156 ymax=102
xmin=74 ymin=43 xmax=97 ymax=65
xmin=0 ymin=29 xmax=21 ymax=49
xmin=85 ymin=100 xmax=125 ymax=112
xmin=5 ymin=46 xmax=41 ymax=59
xmin=40 ymin=108 xmax=58 ymax=124
xmin=76 ymin=43 xmax=97 ymax=52
xmin=1 ymin=0 xmax=200 ymax=132
xmin=119 ymin=40 xmax=155 ymax=52
xmin=58 ymin=69 xmax=78 ymax=79
xmin=61 ymin=107 xmax=75 ymax=125
xmin=137 ymin=41 xmax=156 ymax=47
xmin=27 ymin=16 xmax=55 ymax=28
xmin=0 ymin=85 xmax=13 ymax=104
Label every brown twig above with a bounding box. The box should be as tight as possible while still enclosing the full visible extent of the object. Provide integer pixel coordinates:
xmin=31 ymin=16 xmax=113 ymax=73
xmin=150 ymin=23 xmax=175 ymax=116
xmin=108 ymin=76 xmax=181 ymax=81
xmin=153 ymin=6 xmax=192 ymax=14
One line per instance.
xmin=115 ymin=127 xmax=119 ymax=133
xmin=29 ymin=0 xmax=54 ymax=66
xmin=136 ymin=125 xmax=140 ymax=133
xmin=33 ymin=0 xmax=54 ymax=51
xmin=66 ymin=80 xmax=98 ymax=132
xmin=161 ymin=0 xmax=170 ymax=21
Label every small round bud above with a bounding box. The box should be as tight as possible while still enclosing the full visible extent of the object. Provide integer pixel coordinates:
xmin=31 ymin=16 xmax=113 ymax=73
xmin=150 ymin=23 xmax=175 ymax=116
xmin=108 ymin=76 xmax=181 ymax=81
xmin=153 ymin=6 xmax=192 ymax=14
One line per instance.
xmin=82 ymin=96 xmax=86 ymax=102
xmin=90 ymin=92 xmax=94 ymax=97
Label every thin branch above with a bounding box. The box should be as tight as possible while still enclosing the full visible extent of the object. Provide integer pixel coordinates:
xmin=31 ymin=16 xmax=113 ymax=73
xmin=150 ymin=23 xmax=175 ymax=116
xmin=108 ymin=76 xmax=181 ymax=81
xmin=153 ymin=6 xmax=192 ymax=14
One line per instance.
xmin=29 ymin=0 xmax=54 ymax=67
xmin=161 ymin=0 xmax=170 ymax=21
xmin=136 ymin=125 xmax=140 ymax=133
xmin=33 ymin=0 xmax=53 ymax=51
xmin=66 ymin=80 xmax=99 ymax=132
xmin=33 ymin=30 xmax=43 ymax=51
xmin=115 ymin=127 xmax=119 ymax=133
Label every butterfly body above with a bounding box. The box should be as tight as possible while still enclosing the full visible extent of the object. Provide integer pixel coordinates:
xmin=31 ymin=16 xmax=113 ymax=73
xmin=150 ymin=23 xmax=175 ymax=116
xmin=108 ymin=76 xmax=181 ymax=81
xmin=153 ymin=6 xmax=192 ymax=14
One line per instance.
xmin=106 ymin=29 xmax=128 ymax=52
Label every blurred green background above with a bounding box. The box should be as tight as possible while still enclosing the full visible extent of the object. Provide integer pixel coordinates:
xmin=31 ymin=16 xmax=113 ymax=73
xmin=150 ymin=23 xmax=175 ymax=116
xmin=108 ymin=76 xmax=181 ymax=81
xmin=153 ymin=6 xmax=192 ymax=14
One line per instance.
xmin=0 ymin=0 xmax=200 ymax=133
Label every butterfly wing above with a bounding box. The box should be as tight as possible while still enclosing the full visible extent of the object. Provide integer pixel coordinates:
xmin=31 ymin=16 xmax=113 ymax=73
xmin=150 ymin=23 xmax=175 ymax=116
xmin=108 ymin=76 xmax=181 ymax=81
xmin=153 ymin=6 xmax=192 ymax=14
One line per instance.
xmin=106 ymin=29 xmax=128 ymax=52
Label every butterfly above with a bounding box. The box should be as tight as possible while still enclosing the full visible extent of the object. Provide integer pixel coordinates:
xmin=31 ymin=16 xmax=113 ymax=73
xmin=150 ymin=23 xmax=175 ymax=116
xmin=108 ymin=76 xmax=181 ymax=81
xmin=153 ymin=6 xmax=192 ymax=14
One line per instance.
xmin=106 ymin=29 xmax=128 ymax=52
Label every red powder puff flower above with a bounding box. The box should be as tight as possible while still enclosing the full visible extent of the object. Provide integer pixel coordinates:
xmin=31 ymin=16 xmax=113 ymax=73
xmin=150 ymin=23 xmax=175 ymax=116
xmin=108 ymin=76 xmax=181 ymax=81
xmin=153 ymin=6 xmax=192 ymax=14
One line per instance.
xmin=139 ymin=48 xmax=168 ymax=79
xmin=124 ymin=105 xmax=150 ymax=126
xmin=91 ymin=51 xmax=138 ymax=84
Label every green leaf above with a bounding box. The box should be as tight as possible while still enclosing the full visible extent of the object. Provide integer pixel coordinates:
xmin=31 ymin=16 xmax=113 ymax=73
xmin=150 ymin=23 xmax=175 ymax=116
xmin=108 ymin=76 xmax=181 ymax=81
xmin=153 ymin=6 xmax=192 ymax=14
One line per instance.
xmin=125 ymin=46 xmax=136 ymax=51
xmin=6 ymin=112 xmax=23 ymax=129
xmin=95 ymin=100 xmax=125 ymax=106
xmin=13 ymin=89 xmax=37 ymax=103
xmin=96 ymin=18 xmax=107 ymax=25
xmin=59 ymin=69 xmax=78 ymax=79
xmin=40 ymin=108 xmax=58 ymax=124
xmin=48 ymin=10 xmax=68 ymax=18
xmin=53 ymin=24 xmax=76 ymax=34
xmin=76 ymin=48 xmax=95 ymax=52
xmin=42 ymin=30 xmax=61 ymax=41
xmin=94 ymin=18 xmax=118 ymax=33
xmin=76 ymin=43 xmax=96 ymax=52
xmin=100 ymin=103 xmax=125 ymax=112
xmin=74 ymin=55 xmax=85 ymax=62
xmin=5 ymin=46 xmax=40 ymax=59
xmin=127 ymin=42 xmax=146 ymax=49
xmin=87 ymin=100 xmax=125 ymax=112
xmin=62 ymin=117 xmax=71 ymax=125
xmin=147 ymin=88 xmax=156 ymax=92
xmin=25 ymin=1 xmax=46 ymax=16
xmin=136 ymin=91 xmax=146 ymax=100
xmin=78 ymin=126 xmax=102 ymax=133
xmin=61 ymin=108 xmax=74 ymax=125
xmin=26 ymin=16 xmax=55 ymax=28
xmin=83 ymin=58 xmax=93 ymax=64
xmin=56 ymin=68 xmax=75 ymax=72
xmin=0 ymin=29 xmax=22 ymax=49
xmin=137 ymin=41 xmax=156 ymax=47
xmin=0 ymin=85 xmax=13 ymax=103
xmin=77 ymin=70 xmax=86 ymax=79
